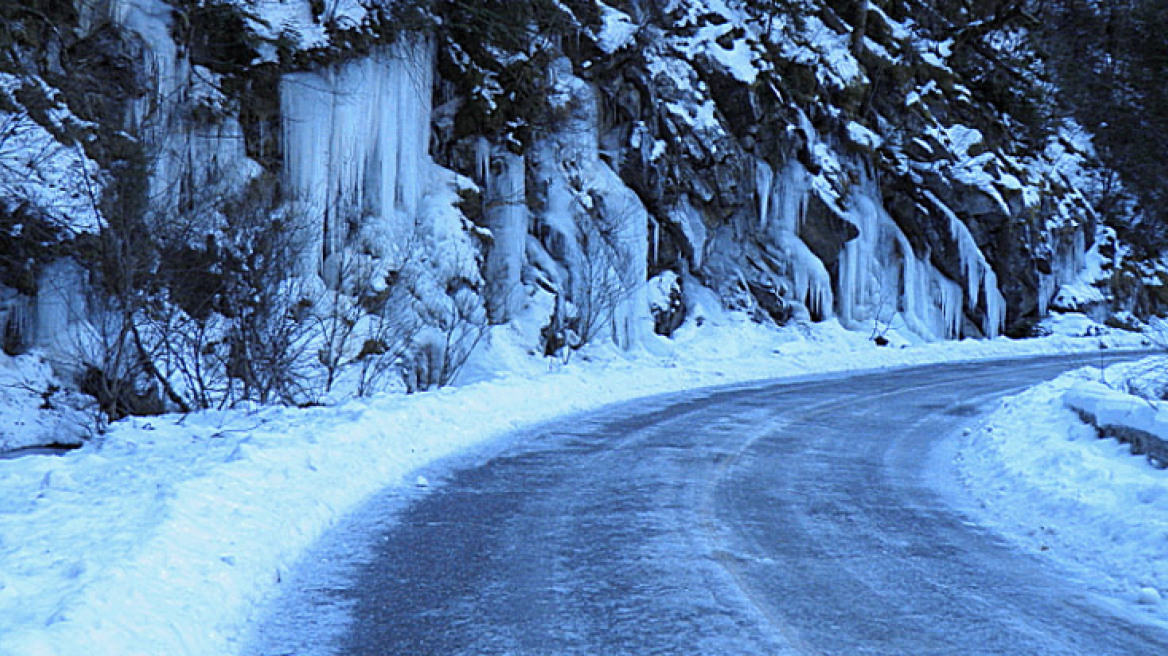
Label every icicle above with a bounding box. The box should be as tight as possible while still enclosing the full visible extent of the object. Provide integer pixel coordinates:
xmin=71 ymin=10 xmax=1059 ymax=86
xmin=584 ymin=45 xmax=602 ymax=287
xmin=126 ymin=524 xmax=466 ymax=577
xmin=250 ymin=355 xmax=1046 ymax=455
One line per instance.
xmin=938 ymin=272 xmax=964 ymax=338
xmin=1073 ymin=227 xmax=1086 ymax=275
xmin=762 ymin=160 xmax=833 ymax=317
xmin=950 ymin=214 xmax=982 ymax=307
xmin=983 ymin=272 xmax=1006 ymax=337
xmin=1054 ymin=227 xmax=1088 ymax=285
xmin=895 ymin=232 xmax=966 ymax=340
xmin=788 ymin=240 xmax=833 ymax=317
xmin=899 ymin=241 xmax=925 ymax=336
xmin=923 ymin=190 xmax=1007 ymax=337
xmin=475 ymin=137 xmax=491 ymax=184
xmin=1038 ymin=272 xmax=1055 ymax=316
xmin=838 ymin=177 xmax=882 ymax=325
xmin=672 ymin=197 xmax=708 ymax=269
xmin=756 ymin=160 xmax=774 ymax=229
xmin=282 ymin=38 xmax=436 ymax=275
xmin=0 ymin=290 xmax=34 ymax=351
xmin=604 ymin=161 xmax=651 ymax=350
xmin=772 ymin=161 xmax=812 ymax=232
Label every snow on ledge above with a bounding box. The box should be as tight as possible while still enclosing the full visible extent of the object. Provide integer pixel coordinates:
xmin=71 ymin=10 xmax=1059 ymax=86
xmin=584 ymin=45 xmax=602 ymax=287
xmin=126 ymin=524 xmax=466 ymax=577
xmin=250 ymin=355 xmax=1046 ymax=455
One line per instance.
xmin=595 ymin=4 xmax=638 ymax=53
xmin=1064 ymin=380 xmax=1168 ymax=468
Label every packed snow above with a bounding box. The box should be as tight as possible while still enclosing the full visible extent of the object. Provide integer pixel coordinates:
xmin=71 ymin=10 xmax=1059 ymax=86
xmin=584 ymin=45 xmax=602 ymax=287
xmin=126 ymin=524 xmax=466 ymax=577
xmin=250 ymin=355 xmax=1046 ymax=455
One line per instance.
xmin=945 ymin=354 xmax=1168 ymax=625
xmin=0 ymin=307 xmax=1152 ymax=656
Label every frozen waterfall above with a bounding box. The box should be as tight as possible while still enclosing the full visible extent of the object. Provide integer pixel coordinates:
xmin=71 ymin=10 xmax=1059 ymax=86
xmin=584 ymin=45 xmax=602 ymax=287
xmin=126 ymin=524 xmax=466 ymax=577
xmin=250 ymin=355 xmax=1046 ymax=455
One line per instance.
xmin=281 ymin=39 xmax=435 ymax=277
xmin=480 ymin=143 xmax=529 ymax=323
xmin=756 ymin=160 xmax=833 ymax=317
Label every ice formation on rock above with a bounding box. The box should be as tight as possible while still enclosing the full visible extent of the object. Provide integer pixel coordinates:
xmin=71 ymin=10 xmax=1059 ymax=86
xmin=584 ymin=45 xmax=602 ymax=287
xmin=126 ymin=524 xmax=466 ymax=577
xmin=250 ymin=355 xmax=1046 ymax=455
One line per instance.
xmin=670 ymin=196 xmax=709 ymax=269
xmin=827 ymin=172 xmax=1007 ymax=339
xmin=922 ymin=191 xmax=1006 ymax=336
xmin=898 ymin=238 xmax=965 ymax=339
xmin=282 ymin=39 xmax=435 ymax=276
xmin=111 ymin=0 xmax=256 ymax=214
xmin=756 ymin=160 xmax=833 ymax=317
xmin=34 ymin=259 xmax=89 ymax=356
xmin=481 ymin=145 xmax=528 ymax=322
xmin=535 ymin=58 xmax=652 ymax=350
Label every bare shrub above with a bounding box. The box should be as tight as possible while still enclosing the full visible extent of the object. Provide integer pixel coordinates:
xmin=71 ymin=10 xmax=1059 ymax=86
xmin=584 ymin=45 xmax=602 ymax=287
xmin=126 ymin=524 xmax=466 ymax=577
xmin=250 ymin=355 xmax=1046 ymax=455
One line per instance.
xmin=402 ymin=281 xmax=487 ymax=392
xmin=540 ymin=165 xmax=645 ymax=362
xmin=314 ymin=244 xmax=424 ymax=398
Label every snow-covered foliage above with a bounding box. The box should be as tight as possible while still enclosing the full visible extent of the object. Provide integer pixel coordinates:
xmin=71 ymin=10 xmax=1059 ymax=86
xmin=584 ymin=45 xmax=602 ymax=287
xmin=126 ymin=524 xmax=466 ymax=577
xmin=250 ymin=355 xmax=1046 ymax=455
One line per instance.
xmin=0 ymin=75 xmax=102 ymax=236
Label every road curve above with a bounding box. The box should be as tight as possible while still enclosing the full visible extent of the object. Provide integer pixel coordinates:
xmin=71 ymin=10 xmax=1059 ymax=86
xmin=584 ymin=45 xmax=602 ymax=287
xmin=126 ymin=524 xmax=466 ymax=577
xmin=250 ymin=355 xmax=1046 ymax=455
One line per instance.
xmin=246 ymin=353 xmax=1168 ymax=655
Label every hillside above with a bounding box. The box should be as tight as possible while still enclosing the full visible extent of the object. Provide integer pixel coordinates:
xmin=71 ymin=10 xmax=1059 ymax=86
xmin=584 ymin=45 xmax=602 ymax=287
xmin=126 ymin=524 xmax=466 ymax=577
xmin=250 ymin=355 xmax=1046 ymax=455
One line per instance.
xmin=0 ymin=0 xmax=1160 ymax=429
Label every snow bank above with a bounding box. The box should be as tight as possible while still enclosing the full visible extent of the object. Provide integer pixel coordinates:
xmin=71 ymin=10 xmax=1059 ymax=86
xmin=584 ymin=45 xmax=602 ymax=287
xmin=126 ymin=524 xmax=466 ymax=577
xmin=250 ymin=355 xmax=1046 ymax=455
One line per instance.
xmin=0 ymin=319 xmax=1151 ymax=656
xmin=950 ymin=356 xmax=1168 ymax=623
xmin=0 ymin=354 xmax=90 ymax=452
xmin=1064 ymin=378 xmax=1168 ymax=467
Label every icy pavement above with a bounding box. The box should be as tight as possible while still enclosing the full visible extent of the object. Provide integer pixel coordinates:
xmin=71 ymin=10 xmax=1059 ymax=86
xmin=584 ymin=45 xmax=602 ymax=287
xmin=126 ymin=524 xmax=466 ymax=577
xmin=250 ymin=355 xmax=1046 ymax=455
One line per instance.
xmin=246 ymin=354 xmax=1168 ymax=655
xmin=0 ymin=314 xmax=1152 ymax=656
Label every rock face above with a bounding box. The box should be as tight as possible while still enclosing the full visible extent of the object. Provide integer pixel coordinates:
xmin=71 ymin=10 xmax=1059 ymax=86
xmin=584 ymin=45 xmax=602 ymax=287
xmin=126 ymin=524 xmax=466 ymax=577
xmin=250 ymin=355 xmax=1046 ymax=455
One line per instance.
xmin=0 ymin=0 xmax=1143 ymax=406
xmin=421 ymin=0 xmax=1101 ymax=341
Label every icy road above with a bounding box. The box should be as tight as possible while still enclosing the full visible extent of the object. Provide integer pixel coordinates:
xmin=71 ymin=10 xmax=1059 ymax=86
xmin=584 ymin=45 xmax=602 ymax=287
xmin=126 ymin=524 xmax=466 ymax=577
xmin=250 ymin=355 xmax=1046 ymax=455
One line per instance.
xmin=248 ymin=354 xmax=1168 ymax=655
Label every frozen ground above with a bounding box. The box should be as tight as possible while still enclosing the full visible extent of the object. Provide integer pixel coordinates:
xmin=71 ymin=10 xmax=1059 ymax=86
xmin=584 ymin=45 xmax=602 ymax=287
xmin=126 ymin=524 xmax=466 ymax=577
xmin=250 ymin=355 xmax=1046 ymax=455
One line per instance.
xmin=0 ymin=311 xmax=1152 ymax=656
xmin=946 ymin=354 xmax=1168 ymax=621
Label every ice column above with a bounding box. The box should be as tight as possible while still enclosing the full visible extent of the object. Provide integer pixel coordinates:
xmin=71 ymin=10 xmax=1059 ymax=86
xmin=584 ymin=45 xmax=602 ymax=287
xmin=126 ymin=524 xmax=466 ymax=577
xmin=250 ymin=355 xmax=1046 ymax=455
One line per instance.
xmin=482 ymin=147 xmax=529 ymax=322
xmin=838 ymin=177 xmax=884 ymax=326
xmin=282 ymin=38 xmax=435 ymax=277
xmin=757 ymin=160 xmax=833 ymax=317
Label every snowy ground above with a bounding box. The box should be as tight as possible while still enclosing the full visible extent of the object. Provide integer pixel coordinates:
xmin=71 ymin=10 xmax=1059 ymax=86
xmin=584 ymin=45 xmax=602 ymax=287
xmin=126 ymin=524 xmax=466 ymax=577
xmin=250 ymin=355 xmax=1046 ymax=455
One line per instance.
xmin=0 ymin=354 xmax=93 ymax=453
xmin=946 ymin=354 xmax=1168 ymax=624
xmin=0 ymin=310 xmax=1153 ymax=656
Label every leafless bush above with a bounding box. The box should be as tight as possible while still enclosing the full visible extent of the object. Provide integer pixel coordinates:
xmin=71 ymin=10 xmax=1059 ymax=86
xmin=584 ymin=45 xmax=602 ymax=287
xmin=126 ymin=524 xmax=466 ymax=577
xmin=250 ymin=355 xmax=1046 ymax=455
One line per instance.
xmin=402 ymin=281 xmax=487 ymax=392
xmin=314 ymin=244 xmax=424 ymax=398
xmin=98 ymin=169 xmax=322 ymax=410
xmin=541 ymin=165 xmax=644 ymax=361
